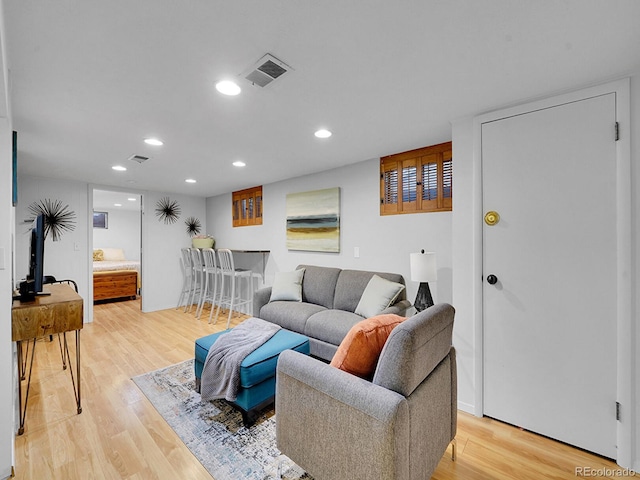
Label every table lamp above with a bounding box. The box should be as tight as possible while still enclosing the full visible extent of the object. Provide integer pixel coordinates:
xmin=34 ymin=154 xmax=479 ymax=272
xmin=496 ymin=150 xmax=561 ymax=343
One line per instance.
xmin=410 ymin=250 xmax=437 ymax=311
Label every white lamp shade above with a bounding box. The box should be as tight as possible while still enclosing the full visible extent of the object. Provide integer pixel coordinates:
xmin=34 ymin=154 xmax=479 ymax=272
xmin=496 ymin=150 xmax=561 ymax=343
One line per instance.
xmin=410 ymin=252 xmax=437 ymax=282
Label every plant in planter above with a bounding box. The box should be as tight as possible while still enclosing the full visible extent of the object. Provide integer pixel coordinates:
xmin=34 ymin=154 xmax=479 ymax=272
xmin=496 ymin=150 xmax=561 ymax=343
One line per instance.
xmin=192 ymin=234 xmax=215 ymax=249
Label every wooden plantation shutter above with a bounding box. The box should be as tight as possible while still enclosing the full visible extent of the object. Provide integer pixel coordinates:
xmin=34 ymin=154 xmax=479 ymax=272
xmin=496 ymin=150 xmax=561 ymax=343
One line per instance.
xmin=255 ymin=192 xmax=263 ymax=220
xmin=401 ymin=159 xmax=418 ymax=213
xmin=380 ymin=141 xmax=452 ymax=215
xmin=442 ymin=147 xmax=452 ymax=209
xmin=380 ymin=160 xmax=399 ymax=214
xmin=420 ymin=153 xmax=439 ymax=210
xmin=232 ymin=186 xmax=263 ymax=227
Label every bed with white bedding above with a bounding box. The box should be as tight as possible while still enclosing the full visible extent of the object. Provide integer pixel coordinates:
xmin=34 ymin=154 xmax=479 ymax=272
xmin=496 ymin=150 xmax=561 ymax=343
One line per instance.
xmin=93 ymin=248 xmax=140 ymax=302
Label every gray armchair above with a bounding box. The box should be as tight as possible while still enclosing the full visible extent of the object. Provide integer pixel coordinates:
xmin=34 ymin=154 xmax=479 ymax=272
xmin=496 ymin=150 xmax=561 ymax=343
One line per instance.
xmin=276 ymin=303 xmax=457 ymax=480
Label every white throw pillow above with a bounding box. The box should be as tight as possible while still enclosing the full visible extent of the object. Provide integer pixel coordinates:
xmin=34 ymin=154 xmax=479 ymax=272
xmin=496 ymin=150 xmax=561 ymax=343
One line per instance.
xmin=355 ymin=274 xmax=405 ymax=318
xmin=269 ymin=268 xmax=306 ymax=302
xmin=100 ymin=247 xmax=126 ymax=261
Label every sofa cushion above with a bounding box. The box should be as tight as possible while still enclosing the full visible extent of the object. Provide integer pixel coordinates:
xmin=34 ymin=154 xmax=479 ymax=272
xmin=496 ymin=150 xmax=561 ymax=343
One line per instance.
xmin=354 ymin=275 xmax=405 ymax=318
xmin=259 ymin=301 xmax=326 ymax=333
xmin=330 ymin=314 xmax=407 ymax=379
xmin=333 ymin=269 xmax=406 ymax=313
xmin=297 ymin=265 xmax=341 ymax=309
xmin=270 ymin=268 xmax=305 ymax=302
xmin=304 ymin=309 xmax=365 ymax=347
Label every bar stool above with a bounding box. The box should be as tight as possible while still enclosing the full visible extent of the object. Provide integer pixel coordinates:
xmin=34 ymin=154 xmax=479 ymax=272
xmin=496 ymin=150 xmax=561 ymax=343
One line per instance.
xmin=197 ymin=248 xmax=221 ymax=322
xmin=177 ymin=247 xmax=193 ymax=310
xmin=187 ymin=248 xmax=205 ymax=313
xmin=215 ymin=248 xmax=254 ymax=328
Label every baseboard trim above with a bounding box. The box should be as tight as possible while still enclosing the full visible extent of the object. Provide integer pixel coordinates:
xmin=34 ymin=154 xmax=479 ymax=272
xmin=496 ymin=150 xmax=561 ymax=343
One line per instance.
xmin=457 ymin=401 xmax=475 ymax=415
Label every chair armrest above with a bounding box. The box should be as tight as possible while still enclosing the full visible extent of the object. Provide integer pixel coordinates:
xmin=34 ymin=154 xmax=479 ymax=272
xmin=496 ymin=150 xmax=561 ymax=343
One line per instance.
xmin=253 ymin=286 xmax=272 ymax=318
xmin=276 ymin=350 xmax=410 ymax=479
xmin=381 ymin=298 xmax=412 ymax=316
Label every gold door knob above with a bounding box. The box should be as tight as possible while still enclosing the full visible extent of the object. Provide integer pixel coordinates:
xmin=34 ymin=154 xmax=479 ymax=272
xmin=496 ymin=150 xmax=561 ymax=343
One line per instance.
xmin=484 ymin=211 xmax=500 ymax=226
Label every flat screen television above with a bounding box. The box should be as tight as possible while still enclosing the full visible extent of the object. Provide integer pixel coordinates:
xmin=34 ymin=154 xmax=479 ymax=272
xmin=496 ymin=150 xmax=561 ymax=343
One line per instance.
xmin=18 ymin=214 xmax=46 ymax=300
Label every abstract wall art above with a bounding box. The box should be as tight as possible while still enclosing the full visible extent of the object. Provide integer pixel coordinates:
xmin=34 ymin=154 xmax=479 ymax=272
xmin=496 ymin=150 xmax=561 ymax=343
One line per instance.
xmin=286 ymin=187 xmax=340 ymax=252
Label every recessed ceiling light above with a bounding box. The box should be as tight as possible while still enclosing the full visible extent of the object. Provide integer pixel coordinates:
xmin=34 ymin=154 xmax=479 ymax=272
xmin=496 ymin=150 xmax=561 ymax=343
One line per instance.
xmin=216 ymin=80 xmax=241 ymax=96
xmin=185 ymin=178 xmax=197 ymax=184
xmin=232 ymin=161 xmax=246 ymax=167
xmin=112 ymin=165 xmax=127 ymax=171
xmin=144 ymin=138 xmax=163 ymax=146
xmin=314 ymin=129 xmax=332 ymax=138
xmin=114 ymin=203 xmax=122 ymax=207
xmin=128 ymin=197 xmax=136 ymax=202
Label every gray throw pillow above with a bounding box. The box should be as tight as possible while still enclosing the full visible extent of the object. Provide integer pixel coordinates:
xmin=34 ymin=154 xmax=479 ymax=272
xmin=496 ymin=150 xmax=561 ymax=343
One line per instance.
xmin=269 ymin=268 xmax=306 ymax=302
xmin=355 ymin=274 xmax=405 ymax=318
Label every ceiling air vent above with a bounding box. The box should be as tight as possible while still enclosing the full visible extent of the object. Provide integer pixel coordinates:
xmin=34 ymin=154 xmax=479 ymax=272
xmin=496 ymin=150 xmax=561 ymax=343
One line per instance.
xmin=244 ymin=54 xmax=292 ymax=88
xmin=128 ymin=154 xmax=149 ymax=164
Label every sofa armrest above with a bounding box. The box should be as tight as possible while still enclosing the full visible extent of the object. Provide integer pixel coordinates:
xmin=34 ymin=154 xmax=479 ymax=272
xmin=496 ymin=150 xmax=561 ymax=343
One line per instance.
xmin=276 ymin=350 xmax=410 ymax=479
xmin=253 ymin=286 xmax=272 ymax=318
xmin=381 ymin=298 xmax=412 ymax=316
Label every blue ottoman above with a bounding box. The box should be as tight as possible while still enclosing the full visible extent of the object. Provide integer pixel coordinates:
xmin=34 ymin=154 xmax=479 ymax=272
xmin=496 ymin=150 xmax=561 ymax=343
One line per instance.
xmin=195 ymin=326 xmax=310 ymax=425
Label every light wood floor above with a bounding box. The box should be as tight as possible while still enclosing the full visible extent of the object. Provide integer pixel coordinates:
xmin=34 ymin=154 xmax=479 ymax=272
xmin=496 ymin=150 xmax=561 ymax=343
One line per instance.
xmin=13 ymin=299 xmax=621 ymax=479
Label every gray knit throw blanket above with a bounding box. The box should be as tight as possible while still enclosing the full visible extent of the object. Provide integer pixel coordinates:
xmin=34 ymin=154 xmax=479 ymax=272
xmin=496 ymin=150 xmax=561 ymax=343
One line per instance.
xmin=200 ymin=317 xmax=281 ymax=402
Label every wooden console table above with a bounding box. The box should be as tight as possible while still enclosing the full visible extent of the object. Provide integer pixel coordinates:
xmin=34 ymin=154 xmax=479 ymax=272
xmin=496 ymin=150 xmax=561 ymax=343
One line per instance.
xmin=11 ymin=283 xmax=83 ymax=435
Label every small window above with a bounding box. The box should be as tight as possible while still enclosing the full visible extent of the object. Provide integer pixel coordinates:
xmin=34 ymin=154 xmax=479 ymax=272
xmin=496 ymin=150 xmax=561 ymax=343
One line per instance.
xmin=232 ymin=186 xmax=263 ymax=227
xmin=380 ymin=141 xmax=452 ymax=215
xmin=93 ymin=211 xmax=108 ymax=228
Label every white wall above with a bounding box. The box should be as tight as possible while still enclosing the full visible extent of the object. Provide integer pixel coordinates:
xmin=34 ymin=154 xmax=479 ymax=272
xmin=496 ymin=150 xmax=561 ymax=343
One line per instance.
xmin=141 ymin=191 xmax=206 ymax=312
xmin=15 ymin=177 xmax=207 ymax=318
xmin=0 ymin=3 xmax=15 ymax=474
xmin=450 ymin=115 xmax=478 ymax=414
xmin=631 ymin=74 xmax=640 ymax=471
xmin=206 ymin=157 xmax=454 ymax=306
xmin=93 ymin=208 xmax=140 ymax=261
xmin=15 ymin=176 xmax=90 ymax=321
xmin=452 ymin=76 xmax=639 ymax=468
xmin=0 ymin=122 xmax=14 ymax=479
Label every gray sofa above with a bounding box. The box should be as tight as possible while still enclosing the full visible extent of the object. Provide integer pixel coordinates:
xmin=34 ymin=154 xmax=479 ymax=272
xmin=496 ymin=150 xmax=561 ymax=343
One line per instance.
xmin=253 ymin=264 xmax=411 ymax=361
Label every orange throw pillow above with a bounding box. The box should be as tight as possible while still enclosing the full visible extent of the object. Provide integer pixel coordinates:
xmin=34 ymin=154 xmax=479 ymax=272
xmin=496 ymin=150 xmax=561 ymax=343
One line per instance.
xmin=330 ymin=314 xmax=407 ymax=379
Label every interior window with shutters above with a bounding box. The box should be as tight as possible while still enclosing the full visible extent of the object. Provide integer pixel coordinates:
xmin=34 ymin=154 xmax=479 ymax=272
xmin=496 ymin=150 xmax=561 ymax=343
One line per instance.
xmin=232 ymin=186 xmax=263 ymax=227
xmin=380 ymin=141 xmax=452 ymax=215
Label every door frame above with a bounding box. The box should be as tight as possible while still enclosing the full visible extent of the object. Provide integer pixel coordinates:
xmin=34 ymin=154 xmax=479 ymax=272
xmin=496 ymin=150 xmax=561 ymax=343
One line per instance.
xmin=86 ymin=184 xmax=145 ymax=323
xmin=470 ymin=78 xmax=632 ymax=466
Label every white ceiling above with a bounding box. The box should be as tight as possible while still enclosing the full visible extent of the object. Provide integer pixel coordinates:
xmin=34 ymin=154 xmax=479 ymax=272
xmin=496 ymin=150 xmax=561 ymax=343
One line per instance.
xmin=5 ymin=1 xmax=640 ymax=198
xmin=93 ymin=189 xmax=141 ymax=212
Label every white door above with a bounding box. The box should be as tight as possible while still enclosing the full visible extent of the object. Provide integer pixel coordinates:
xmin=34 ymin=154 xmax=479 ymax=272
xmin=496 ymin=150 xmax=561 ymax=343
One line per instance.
xmin=482 ymin=93 xmax=617 ymax=458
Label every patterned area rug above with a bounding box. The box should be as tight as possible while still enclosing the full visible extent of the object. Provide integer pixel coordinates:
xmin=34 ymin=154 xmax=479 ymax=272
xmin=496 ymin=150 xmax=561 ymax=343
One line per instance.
xmin=132 ymin=359 xmax=312 ymax=480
